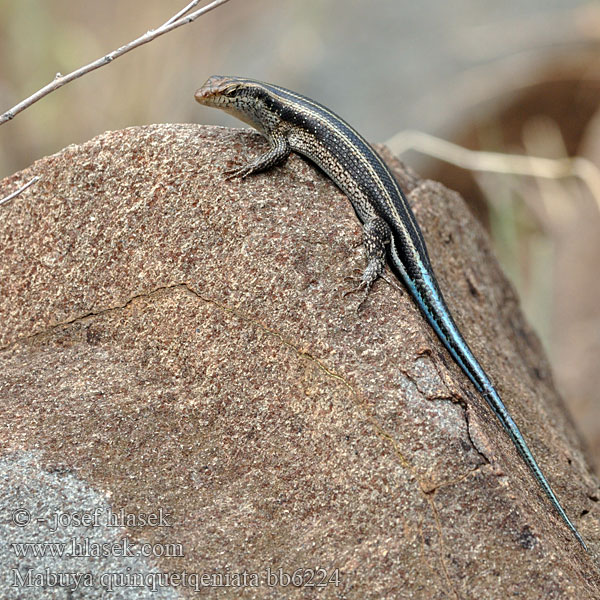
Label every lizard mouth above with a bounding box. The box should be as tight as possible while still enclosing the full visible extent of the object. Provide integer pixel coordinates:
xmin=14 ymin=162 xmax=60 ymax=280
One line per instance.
xmin=194 ymin=75 xmax=236 ymax=106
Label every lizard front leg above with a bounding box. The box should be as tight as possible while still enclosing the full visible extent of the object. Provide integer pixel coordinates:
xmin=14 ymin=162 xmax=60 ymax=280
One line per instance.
xmin=225 ymin=132 xmax=290 ymax=179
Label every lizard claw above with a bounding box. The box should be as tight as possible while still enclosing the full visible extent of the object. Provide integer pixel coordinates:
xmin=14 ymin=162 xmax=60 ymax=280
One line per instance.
xmin=342 ymin=278 xmax=372 ymax=313
xmin=342 ymin=269 xmax=403 ymax=313
xmin=380 ymin=272 xmax=404 ymax=295
xmin=223 ymin=164 xmax=252 ymax=180
xmin=342 ymin=269 xmax=363 ymax=285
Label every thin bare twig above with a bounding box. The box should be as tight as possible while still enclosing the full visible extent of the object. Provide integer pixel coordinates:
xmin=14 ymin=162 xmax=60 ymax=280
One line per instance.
xmin=0 ymin=0 xmax=233 ymax=126
xmin=160 ymin=0 xmax=202 ymax=27
xmin=0 ymin=176 xmax=40 ymax=206
xmin=386 ymin=129 xmax=600 ymax=212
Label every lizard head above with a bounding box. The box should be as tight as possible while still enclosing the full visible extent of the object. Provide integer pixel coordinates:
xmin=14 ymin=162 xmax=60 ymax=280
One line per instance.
xmin=195 ymin=75 xmax=279 ymax=135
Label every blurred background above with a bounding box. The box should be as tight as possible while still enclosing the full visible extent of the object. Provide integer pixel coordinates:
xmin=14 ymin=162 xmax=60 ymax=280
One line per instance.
xmin=1 ymin=0 xmax=599 ymax=466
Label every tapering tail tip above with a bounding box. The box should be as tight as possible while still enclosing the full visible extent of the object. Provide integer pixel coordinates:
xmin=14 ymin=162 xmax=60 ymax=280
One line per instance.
xmin=574 ymin=528 xmax=588 ymax=552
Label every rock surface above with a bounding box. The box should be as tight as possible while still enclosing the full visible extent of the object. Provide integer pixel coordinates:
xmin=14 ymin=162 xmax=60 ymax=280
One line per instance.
xmin=0 ymin=124 xmax=598 ymax=598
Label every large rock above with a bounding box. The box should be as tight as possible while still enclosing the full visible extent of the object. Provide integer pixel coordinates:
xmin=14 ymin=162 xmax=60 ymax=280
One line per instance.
xmin=0 ymin=124 xmax=597 ymax=598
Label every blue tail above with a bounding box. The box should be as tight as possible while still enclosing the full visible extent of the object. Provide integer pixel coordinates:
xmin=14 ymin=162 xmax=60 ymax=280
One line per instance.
xmin=388 ymin=242 xmax=586 ymax=550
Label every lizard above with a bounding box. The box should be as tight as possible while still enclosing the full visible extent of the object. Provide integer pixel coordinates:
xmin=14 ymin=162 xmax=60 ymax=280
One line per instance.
xmin=194 ymin=75 xmax=587 ymax=550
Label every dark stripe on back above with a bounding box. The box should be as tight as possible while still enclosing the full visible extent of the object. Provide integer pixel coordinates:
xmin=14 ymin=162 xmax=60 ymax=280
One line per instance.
xmin=254 ymin=80 xmax=432 ymax=265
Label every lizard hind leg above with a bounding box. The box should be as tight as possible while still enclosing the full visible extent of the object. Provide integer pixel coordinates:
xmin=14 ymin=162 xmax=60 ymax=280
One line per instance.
xmin=344 ymin=216 xmax=399 ymax=311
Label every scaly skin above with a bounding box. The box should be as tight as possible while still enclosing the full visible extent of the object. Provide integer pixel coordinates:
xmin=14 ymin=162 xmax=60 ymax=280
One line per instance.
xmin=195 ymin=75 xmax=587 ymax=550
